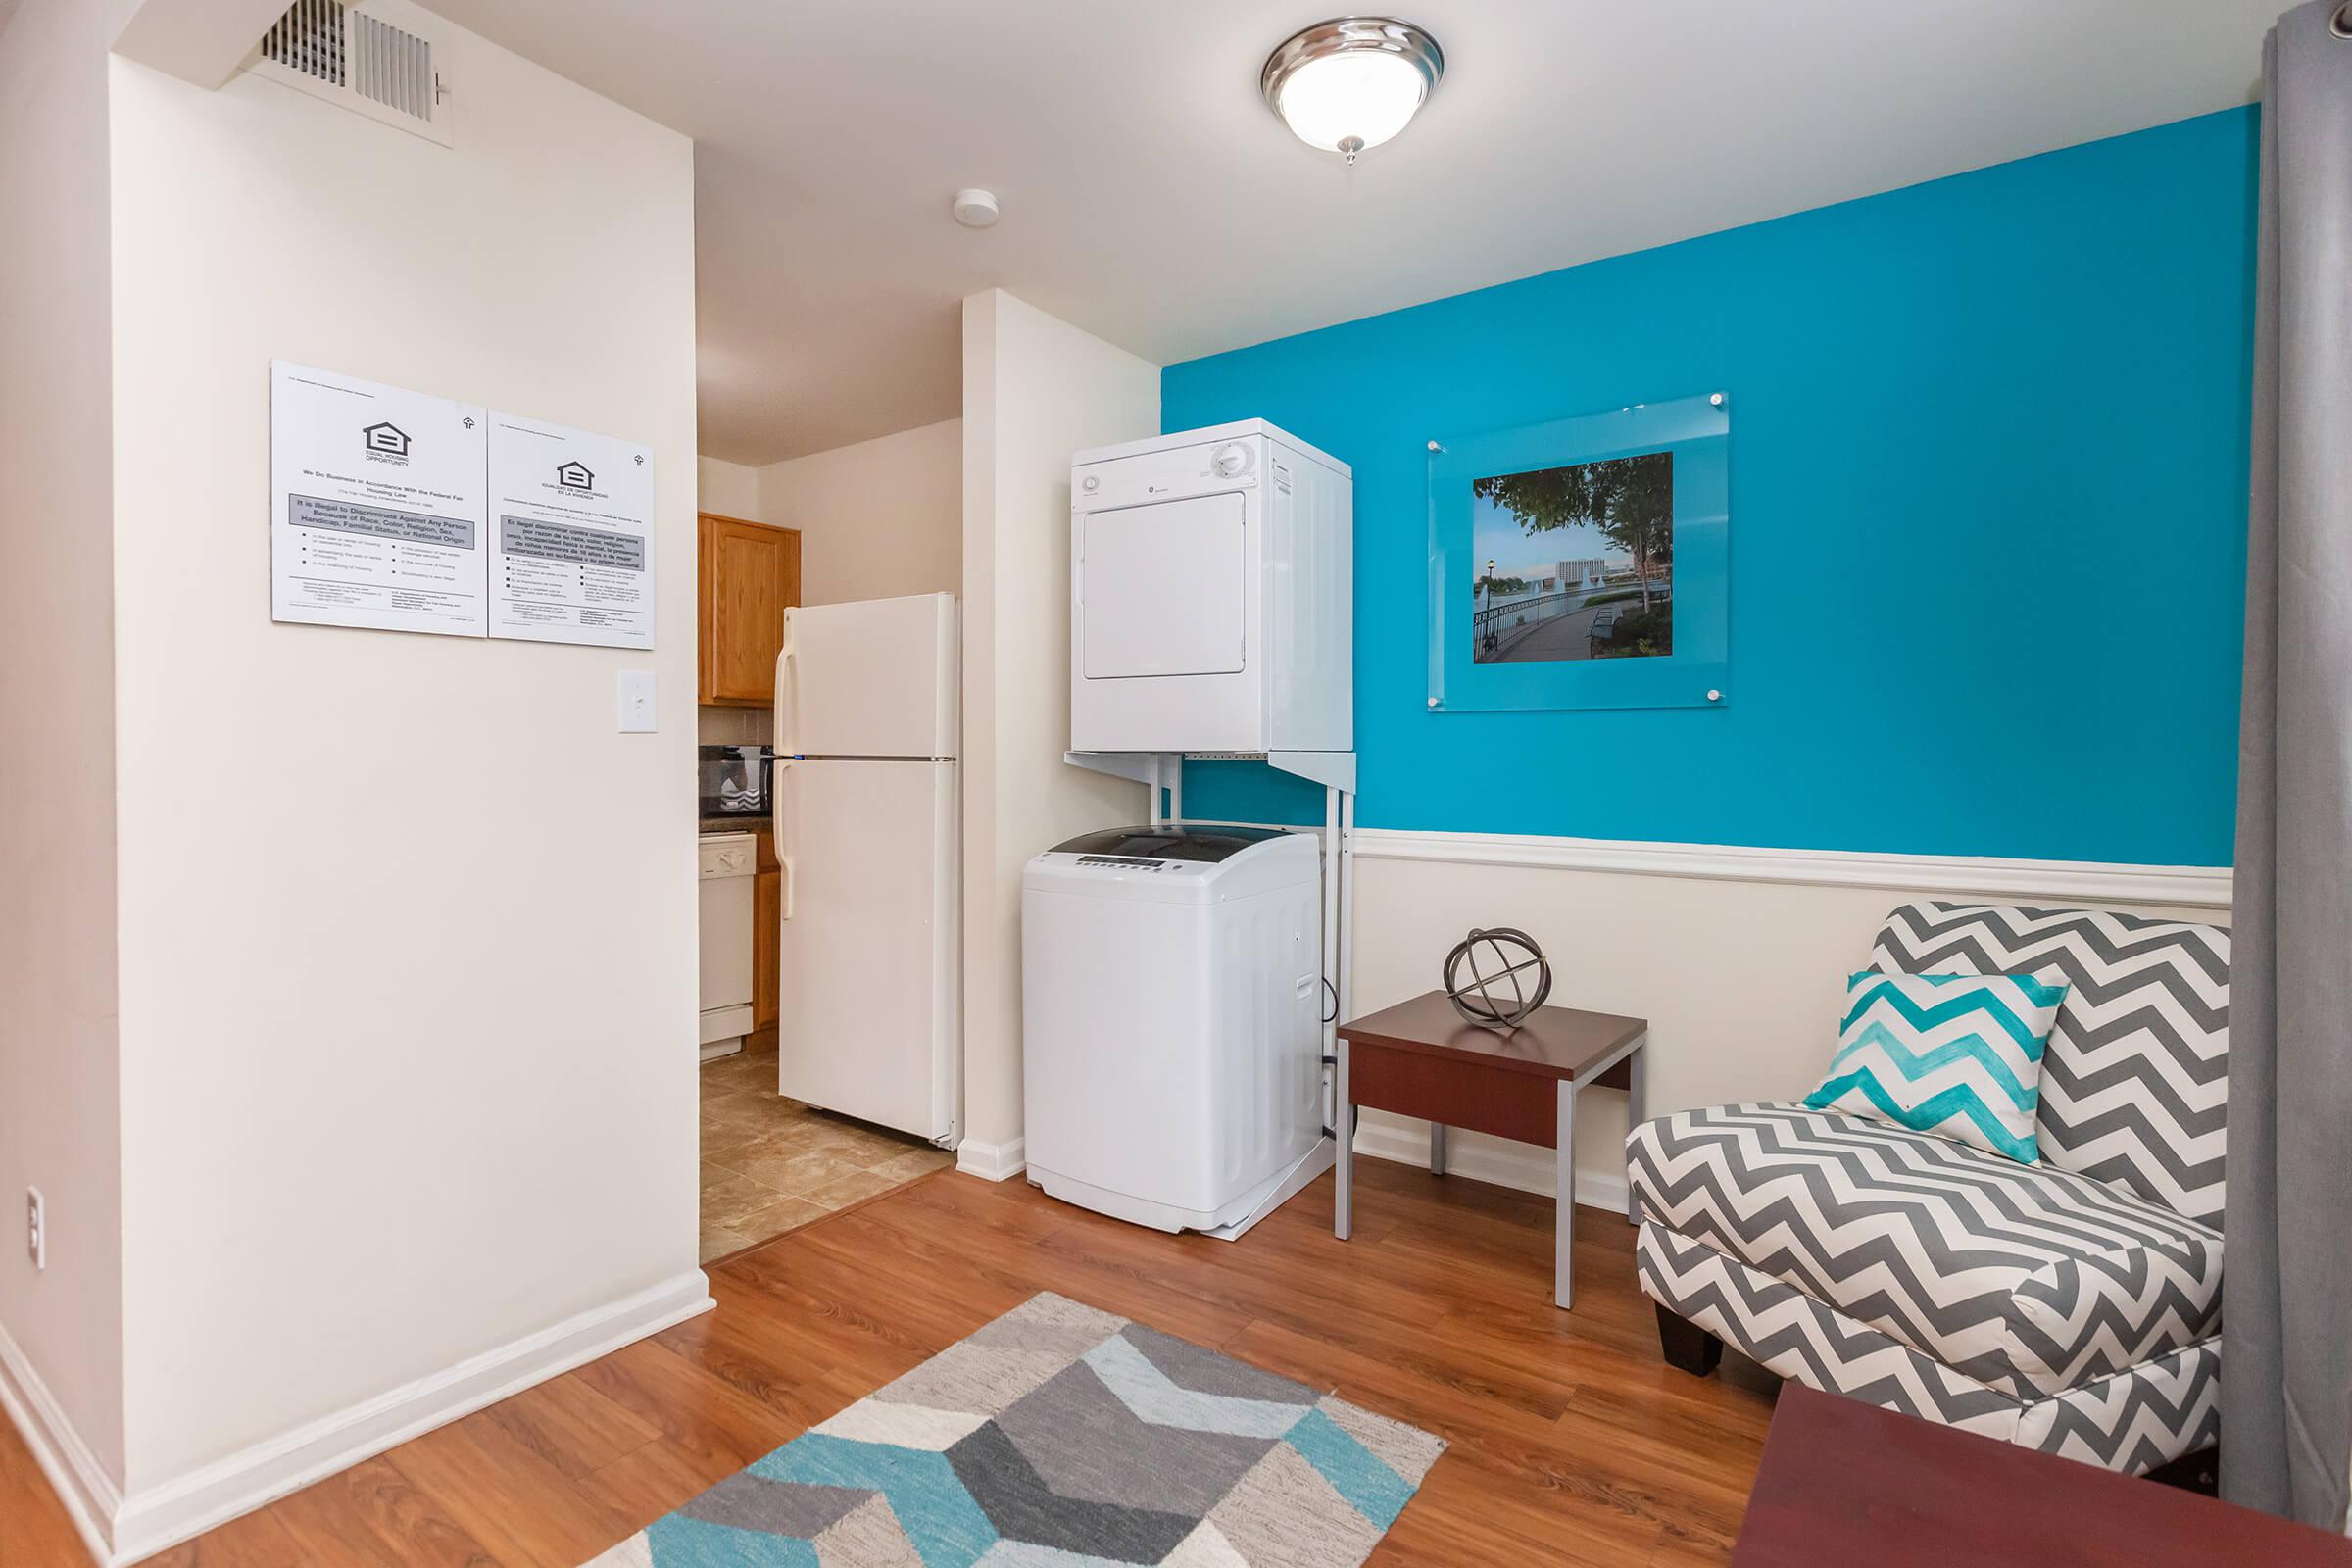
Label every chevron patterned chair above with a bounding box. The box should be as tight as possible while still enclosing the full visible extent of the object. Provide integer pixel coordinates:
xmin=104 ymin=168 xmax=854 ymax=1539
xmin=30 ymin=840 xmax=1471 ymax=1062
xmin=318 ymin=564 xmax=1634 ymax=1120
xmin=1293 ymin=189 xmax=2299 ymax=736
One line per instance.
xmin=1626 ymin=902 xmax=2229 ymax=1476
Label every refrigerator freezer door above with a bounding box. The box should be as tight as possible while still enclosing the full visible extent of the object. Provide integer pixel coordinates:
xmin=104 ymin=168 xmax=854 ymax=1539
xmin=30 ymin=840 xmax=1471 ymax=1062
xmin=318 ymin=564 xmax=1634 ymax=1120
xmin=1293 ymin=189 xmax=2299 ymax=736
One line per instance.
xmin=775 ymin=757 xmax=959 ymax=1142
xmin=777 ymin=592 xmax=958 ymax=760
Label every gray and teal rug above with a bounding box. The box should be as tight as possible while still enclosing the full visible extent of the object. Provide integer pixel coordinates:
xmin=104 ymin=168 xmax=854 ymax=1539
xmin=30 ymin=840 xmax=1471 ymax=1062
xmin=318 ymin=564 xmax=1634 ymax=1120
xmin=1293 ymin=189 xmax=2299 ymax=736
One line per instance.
xmin=585 ymin=1292 xmax=1446 ymax=1566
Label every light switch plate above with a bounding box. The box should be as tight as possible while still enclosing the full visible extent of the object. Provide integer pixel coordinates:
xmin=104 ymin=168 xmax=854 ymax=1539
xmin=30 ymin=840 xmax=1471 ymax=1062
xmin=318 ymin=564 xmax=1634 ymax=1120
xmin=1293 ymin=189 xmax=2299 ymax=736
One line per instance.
xmin=616 ymin=669 xmax=657 ymax=733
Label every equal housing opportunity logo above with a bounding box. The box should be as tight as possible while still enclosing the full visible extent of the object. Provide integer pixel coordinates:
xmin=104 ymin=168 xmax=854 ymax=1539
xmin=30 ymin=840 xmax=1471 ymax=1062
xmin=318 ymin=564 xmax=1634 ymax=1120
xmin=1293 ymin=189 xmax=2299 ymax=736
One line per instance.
xmin=555 ymin=459 xmax=596 ymax=494
xmin=361 ymin=421 xmax=412 ymax=463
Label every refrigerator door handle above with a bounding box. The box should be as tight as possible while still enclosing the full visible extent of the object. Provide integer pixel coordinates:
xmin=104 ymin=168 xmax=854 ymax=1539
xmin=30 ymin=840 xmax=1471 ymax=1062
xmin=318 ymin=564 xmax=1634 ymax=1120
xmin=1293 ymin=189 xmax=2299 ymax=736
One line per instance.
xmin=771 ymin=746 xmax=795 ymax=919
xmin=770 ymin=681 xmax=794 ymax=919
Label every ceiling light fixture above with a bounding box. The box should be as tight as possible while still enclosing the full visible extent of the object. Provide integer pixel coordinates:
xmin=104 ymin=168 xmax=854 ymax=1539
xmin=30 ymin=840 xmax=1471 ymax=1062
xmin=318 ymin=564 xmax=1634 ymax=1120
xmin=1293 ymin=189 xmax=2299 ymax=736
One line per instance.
xmin=1260 ymin=17 xmax=1445 ymax=165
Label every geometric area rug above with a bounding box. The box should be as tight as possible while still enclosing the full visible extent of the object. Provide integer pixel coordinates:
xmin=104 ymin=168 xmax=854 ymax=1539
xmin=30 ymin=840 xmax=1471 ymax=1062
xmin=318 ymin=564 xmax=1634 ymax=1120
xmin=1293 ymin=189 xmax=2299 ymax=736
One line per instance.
xmin=582 ymin=1292 xmax=1446 ymax=1566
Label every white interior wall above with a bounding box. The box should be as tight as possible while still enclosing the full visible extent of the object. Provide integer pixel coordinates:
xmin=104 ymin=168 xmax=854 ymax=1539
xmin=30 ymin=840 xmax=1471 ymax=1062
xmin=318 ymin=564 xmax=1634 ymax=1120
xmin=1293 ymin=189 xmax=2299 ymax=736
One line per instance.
xmin=106 ymin=0 xmax=704 ymax=1505
xmin=757 ymin=417 xmax=960 ymax=606
xmin=0 ymin=0 xmax=128 ymax=1503
xmin=958 ymin=292 xmax=1156 ymax=1166
xmin=104 ymin=0 xmax=287 ymax=88
xmin=1346 ymin=852 xmax=2226 ymax=1204
xmin=697 ymin=455 xmax=764 ymax=522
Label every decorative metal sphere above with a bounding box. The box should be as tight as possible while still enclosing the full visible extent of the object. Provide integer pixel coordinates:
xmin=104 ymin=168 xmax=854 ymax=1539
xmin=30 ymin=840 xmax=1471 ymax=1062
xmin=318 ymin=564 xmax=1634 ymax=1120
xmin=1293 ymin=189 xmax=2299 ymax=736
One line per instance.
xmin=1442 ymin=927 xmax=1551 ymax=1032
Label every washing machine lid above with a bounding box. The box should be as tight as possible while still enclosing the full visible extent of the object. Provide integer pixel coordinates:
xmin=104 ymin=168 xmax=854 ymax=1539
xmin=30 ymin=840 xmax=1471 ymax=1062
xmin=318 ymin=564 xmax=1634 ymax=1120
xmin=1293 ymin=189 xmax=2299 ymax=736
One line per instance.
xmin=1048 ymin=825 xmax=1289 ymax=864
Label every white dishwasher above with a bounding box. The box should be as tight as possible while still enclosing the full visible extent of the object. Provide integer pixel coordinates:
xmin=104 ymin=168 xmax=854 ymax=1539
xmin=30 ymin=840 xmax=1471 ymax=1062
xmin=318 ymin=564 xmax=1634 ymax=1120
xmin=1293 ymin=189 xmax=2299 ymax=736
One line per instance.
xmin=698 ymin=832 xmax=758 ymax=1061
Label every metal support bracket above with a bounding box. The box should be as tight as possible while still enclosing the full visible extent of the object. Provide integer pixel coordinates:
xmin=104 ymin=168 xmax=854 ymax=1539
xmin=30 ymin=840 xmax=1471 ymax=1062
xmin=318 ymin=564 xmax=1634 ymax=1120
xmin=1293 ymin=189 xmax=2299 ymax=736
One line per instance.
xmin=1062 ymin=751 xmax=1171 ymax=786
xmin=1265 ymin=751 xmax=1356 ymax=792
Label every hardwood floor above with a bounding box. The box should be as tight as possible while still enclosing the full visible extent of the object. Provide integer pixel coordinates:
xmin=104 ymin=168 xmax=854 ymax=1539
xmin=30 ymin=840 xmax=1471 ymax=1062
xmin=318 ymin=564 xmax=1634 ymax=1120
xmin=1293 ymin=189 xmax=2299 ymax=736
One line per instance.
xmin=3 ymin=1161 xmax=1779 ymax=1567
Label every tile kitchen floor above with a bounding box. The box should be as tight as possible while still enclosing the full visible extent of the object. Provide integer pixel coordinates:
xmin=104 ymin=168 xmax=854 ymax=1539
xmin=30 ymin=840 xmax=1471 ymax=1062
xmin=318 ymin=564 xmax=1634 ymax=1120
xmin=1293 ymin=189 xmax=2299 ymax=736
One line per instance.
xmin=699 ymin=1041 xmax=954 ymax=1262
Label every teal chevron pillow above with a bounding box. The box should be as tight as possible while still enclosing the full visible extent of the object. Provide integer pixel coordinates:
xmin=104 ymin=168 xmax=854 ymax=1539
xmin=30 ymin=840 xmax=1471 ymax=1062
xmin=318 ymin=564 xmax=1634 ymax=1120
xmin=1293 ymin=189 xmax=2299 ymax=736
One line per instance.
xmin=1805 ymin=972 xmax=2068 ymax=1163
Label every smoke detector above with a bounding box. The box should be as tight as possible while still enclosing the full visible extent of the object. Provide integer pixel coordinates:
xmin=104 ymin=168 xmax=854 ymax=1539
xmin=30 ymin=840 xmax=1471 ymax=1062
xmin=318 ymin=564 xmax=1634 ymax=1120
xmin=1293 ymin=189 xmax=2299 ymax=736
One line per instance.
xmin=952 ymin=189 xmax=1001 ymax=228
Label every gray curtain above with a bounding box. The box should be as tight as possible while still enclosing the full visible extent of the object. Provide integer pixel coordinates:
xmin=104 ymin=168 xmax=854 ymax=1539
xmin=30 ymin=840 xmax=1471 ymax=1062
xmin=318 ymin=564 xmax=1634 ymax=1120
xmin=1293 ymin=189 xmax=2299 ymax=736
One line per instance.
xmin=2223 ymin=0 xmax=2352 ymax=1529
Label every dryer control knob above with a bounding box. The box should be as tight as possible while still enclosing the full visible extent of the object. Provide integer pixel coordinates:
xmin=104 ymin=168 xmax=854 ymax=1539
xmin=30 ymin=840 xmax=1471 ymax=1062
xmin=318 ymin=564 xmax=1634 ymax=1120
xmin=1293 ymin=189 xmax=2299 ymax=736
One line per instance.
xmin=1211 ymin=442 xmax=1253 ymax=478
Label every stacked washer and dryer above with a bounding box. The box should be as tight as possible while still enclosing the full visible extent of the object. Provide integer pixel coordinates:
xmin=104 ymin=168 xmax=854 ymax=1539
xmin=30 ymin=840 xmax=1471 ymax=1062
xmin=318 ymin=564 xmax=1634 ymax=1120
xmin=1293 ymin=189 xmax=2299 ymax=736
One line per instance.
xmin=1022 ymin=420 xmax=1354 ymax=1240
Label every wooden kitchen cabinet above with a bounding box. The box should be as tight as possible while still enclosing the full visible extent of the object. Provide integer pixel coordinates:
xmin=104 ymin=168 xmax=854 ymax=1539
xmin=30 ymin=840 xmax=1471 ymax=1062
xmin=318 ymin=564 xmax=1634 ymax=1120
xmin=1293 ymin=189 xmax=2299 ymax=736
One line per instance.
xmin=749 ymin=827 xmax=781 ymax=1052
xmin=697 ymin=513 xmax=801 ymax=706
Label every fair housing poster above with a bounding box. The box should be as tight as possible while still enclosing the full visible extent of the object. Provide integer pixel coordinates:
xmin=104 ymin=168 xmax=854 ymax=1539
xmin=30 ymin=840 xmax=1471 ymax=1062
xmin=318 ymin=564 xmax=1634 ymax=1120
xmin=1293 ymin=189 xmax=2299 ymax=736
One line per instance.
xmin=270 ymin=362 xmax=490 ymax=637
xmin=486 ymin=412 xmax=656 ymax=649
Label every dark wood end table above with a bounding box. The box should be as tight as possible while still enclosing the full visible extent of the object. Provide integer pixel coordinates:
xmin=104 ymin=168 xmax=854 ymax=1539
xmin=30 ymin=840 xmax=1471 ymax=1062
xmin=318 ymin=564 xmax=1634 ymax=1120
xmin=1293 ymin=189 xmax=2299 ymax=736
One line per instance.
xmin=1735 ymin=1385 xmax=2345 ymax=1566
xmin=1332 ymin=991 xmax=1647 ymax=1308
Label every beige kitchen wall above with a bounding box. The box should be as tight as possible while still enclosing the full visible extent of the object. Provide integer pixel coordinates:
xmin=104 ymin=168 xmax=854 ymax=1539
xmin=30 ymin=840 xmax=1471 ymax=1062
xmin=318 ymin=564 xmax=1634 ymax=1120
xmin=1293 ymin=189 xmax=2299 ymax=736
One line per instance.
xmin=759 ymin=417 xmax=961 ymax=606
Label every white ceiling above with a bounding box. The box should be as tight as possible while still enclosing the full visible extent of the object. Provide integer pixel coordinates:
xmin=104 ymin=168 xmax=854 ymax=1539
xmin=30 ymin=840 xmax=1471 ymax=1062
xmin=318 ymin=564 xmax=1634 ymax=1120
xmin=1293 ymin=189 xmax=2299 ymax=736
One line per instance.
xmin=432 ymin=1 xmax=2275 ymax=465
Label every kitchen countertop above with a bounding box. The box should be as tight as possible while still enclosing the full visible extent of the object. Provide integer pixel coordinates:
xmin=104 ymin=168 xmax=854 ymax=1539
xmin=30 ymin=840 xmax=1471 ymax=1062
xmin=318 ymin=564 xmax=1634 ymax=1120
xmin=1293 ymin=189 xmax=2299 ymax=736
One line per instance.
xmin=700 ymin=815 xmax=770 ymax=835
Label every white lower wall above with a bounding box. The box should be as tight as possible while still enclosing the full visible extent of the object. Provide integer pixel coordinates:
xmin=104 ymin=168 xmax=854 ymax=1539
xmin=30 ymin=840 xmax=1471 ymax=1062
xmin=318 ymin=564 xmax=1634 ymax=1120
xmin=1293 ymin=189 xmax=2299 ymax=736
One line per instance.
xmin=1343 ymin=832 xmax=2230 ymax=1202
xmin=104 ymin=0 xmax=705 ymax=1517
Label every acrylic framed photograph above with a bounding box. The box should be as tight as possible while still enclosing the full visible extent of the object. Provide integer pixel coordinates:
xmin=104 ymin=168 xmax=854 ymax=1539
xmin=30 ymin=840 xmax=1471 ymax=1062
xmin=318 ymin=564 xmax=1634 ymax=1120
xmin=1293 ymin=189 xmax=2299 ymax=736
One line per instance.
xmin=1429 ymin=393 xmax=1728 ymax=712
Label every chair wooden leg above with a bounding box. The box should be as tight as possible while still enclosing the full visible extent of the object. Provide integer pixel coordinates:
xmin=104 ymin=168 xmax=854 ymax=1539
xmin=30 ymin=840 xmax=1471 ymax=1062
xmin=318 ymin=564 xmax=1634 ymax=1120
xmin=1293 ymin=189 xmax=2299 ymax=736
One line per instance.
xmin=2142 ymin=1446 xmax=2218 ymax=1495
xmin=1656 ymin=1304 xmax=1723 ymax=1377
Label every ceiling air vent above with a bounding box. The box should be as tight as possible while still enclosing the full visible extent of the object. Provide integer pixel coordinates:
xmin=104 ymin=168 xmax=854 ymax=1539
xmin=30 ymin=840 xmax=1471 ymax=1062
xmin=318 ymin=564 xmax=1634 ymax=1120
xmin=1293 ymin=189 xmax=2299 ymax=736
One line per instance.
xmin=247 ymin=0 xmax=453 ymax=148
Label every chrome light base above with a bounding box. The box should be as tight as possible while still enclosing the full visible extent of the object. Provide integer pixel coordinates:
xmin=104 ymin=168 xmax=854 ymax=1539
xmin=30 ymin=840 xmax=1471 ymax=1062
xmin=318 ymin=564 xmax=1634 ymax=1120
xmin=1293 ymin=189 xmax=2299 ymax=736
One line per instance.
xmin=1260 ymin=17 xmax=1446 ymax=163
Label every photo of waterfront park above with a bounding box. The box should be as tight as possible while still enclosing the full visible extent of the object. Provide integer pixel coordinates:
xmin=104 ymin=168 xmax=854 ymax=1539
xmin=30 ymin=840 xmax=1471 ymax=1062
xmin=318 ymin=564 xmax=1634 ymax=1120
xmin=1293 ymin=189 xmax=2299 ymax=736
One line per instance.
xmin=1469 ymin=449 xmax=1674 ymax=663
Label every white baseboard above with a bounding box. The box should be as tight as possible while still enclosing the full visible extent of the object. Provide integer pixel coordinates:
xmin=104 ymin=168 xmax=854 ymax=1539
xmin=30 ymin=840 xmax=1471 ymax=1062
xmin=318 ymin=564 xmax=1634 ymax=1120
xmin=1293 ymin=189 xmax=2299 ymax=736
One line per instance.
xmin=1351 ymin=1118 xmax=1630 ymax=1216
xmin=956 ymin=1136 xmax=1027 ymax=1182
xmin=0 ymin=1316 xmax=123 ymax=1568
xmin=952 ymin=1125 xmax=1615 ymax=1207
xmin=3 ymin=1268 xmax=714 ymax=1566
xmin=951 ymin=1122 xmax=1611 ymax=1209
xmin=1348 ymin=827 xmax=2231 ymax=910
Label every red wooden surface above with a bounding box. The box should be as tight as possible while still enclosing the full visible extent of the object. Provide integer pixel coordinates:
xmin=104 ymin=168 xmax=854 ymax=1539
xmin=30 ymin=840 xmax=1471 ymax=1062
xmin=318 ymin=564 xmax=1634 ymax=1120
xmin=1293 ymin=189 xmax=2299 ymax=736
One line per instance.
xmin=1336 ymin=991 xmax=1646 ymax=1081
xmin=1348 ymin=1039 xmax=1561 ymax=1146
xmin=1734 ymin=1385 xmax=2352 ymax=1568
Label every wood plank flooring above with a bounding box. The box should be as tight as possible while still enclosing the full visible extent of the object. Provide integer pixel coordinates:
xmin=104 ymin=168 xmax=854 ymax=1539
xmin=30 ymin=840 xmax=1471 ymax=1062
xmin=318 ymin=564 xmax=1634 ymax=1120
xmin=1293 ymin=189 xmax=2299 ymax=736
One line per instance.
xmin=2 ymin=1161 xmax=1779 ymax=1567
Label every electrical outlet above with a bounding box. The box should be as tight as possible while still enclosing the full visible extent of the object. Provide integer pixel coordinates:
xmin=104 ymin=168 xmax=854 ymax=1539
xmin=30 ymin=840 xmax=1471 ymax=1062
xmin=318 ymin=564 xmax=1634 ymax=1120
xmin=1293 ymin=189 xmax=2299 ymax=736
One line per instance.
xmin=26 ymin=1188 xmax=44 ymax=1271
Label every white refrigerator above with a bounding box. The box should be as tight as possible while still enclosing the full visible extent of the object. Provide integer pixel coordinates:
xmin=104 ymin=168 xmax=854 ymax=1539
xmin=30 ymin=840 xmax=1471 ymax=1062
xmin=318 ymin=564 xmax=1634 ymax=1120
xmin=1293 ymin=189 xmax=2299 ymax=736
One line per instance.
xmin=772 ymin=592 xmax=959 ymax=1144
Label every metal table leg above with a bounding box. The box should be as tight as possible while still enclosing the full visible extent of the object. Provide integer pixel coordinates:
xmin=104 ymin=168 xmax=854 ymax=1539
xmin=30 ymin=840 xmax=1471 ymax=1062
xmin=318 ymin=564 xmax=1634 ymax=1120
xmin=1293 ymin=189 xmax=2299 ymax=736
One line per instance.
xmin=1555 ymin=1078 xmax=1578 ymax=1309
xmin=1625 ymin=1037 xmax=1647 ymax=1226
xmin=1429 ymin=1122 xmax=1448 ymax=1176
xmin=1334 ymin=1038 xmax=1353 ymax=1241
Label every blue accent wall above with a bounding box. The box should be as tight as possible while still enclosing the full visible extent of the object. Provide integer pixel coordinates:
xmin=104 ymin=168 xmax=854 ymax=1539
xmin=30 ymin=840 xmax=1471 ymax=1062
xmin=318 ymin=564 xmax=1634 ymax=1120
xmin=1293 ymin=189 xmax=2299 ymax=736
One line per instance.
xmin=1163 ymin=110 xmax=2256 ymax=865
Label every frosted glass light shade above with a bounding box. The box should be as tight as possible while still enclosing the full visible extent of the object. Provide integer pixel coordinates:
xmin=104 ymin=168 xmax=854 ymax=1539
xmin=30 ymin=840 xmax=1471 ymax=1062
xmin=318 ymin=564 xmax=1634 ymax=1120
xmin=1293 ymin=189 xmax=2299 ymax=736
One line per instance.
xmin=1260 ymin=18 xmax=1445 ymax=162
xmin=1275 ymin=50 xmax=1428 ymax=154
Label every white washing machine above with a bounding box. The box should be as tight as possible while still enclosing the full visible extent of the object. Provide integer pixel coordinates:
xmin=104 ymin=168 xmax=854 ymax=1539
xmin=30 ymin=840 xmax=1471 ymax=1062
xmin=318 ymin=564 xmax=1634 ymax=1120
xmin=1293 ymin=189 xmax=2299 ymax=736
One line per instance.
xmin=1021 ymin=825 xmax=1333 ymax=1238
